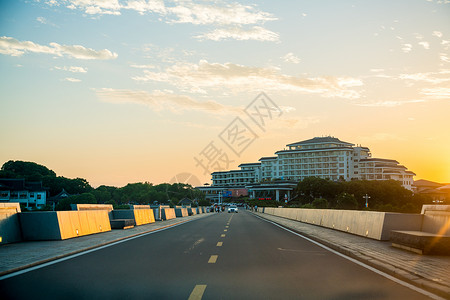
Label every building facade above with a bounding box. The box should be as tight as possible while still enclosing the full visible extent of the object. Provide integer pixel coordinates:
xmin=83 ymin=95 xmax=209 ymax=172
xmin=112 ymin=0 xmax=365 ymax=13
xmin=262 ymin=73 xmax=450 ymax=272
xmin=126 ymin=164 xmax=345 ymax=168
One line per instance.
xmin=0 ymin=179 xmax=47 ymax=208
xmin=198 ymin=137 xmax=415 ymax=201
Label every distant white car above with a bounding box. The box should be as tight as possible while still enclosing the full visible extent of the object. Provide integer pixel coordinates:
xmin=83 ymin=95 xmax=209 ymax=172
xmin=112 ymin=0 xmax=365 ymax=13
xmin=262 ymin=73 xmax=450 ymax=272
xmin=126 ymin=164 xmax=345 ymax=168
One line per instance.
xmin=228 ymin=205 xmax=238 ymax=213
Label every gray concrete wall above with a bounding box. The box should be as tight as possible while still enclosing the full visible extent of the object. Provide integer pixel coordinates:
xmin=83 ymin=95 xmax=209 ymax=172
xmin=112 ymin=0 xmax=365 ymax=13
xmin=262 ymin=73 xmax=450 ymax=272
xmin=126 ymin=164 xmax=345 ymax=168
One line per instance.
xmin=421 ymin=205 xmax=450 ymax=214
xmin=112 ymin=210 xmax=135 ymax=221
xmin=19 ymin=212 xmax=62 ymax=240
xmin=0 ymin=203 xmax=23 ymax=244
xmin=381 ymin=213 xmax=423 ymax=240
xmin=260 ymin=207 xmax=424 ymax=241
xmin=420 ymin=205 xmax=450 ymax=235
xmin=422 ymin=212 xmax=450 ymax=235
xmin=150 ymin=206 xmax=161 ymax=220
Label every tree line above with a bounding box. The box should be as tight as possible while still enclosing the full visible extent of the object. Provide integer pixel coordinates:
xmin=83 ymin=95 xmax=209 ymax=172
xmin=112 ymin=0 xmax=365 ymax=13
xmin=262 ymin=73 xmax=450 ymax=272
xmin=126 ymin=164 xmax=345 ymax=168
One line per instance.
xmin=292 ymin=176 xmax=430 ymax=213
xmin=0 ymin=160 xmax=206 ymax=211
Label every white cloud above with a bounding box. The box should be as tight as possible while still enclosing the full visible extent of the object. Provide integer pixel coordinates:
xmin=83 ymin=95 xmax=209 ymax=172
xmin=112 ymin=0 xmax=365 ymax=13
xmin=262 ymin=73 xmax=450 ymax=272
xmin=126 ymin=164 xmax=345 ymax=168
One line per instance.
xmin=355 ymin=99 xmax=425 ymax=107
xmin=166 ymin=1 xmax=276 ymax=25
xmin=36 ymin=16 xmax=58 ymax=27
xmin=45 ymin=0 xmax=59 ymax=6
xmin=398 ymin=70 xmax=450 ymax=84
xmin=421 ymin=87 xmax=450 ymax=99
xmin=63 ymin=77 xmax=81 ymax=82
xmin=401 ymin=43 xmax=412 ymax=53
xmin=55 ymin=66 xmax=88 ymax=73
xmin=36 ymin=17 xmax=47 ymax=24
xmin=281 ymin=53 xmax=300 ymax=64
xmin=95 ymin=88 xmax=244 ymax=115
xmin=65 ymin=0 xmax=121 ymax=15
xmin=132 ymin=60 xmax=363 ymax=99
xmin=433 ymin=31 xmax=443 ymax=38
xmin=418 ymin=41 xmax=430 ymax=49
xmin=195 ymin=26 xmax=279 ymax=42
xmin=50 ymin=0 xmax=276 ymax=26
xmin=414 ymin=33 xmax=424 ymax=40
xmin=130 ymin=64 xmax=156 ymax=69
xmin=123 ymin=0 xmax=166 ymax=15
xmin=440 ymin=53 xmax=450 ymax=63
xmin=0 ymin=36 xmax=118 ymax=60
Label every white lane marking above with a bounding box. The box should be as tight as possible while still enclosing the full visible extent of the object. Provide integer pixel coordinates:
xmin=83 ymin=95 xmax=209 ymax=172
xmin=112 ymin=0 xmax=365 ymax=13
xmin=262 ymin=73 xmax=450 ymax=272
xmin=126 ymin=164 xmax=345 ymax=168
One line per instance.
xmin=0 ymin=217 xmax=204 ymax=281
xmin=253 ymin=214 xmax=445 ymax=300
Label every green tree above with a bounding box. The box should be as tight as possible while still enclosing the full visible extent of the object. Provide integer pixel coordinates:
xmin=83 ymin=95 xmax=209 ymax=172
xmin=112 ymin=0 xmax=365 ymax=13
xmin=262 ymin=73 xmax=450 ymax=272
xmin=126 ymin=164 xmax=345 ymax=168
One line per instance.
xmin=336 ymin=192 xmax=358 ymax=210
xmin=0 ymin=160 xmax=56 ymax=180
xmin=55 ymin=192 xmax=96 ymax=211
xmin=43 ymin=176 xmax=92 ymax=196
xmin=312 ymin=198 xmax=328 ymax=209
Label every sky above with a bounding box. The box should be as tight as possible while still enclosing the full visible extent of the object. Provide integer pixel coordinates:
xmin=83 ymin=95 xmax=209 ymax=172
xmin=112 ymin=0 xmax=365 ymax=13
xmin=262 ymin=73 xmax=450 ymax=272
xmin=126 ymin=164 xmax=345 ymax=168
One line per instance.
xmin=0 ymin=0 xmax=449 ymax=187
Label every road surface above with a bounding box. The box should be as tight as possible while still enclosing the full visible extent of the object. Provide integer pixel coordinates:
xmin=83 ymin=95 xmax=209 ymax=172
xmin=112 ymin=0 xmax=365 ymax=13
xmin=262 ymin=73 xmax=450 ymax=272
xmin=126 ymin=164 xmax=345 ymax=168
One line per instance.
xmin=0 ymin=211 xmax=439 ymax=299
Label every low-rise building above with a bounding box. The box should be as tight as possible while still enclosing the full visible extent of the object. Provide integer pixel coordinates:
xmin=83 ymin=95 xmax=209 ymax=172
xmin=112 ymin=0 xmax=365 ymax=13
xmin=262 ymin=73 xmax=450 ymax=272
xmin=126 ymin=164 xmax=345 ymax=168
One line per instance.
xmin=413 ymin=179 xmax=450 ymax=203
xmin=0 ymin=178 xmax=47 ymax=208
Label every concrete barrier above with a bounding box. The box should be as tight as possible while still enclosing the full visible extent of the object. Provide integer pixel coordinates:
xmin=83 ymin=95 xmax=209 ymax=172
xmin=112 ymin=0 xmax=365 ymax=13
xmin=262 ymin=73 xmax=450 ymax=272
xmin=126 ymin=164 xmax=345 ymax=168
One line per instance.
xmin=74 ymin=203 xmax=114 ymax=220
xmin=0 ymin=203 xmax=22 ymax=244
xmin=74 ymin=204 xmax=113 ymax=211
xmin=175 ymin=207 xmax=188 ymax=217
xmin=161 ymin=208 xmax=176 ymax=220
xmin=187 ymin=207 xmax=197 ymax=216
xmin=112 ymin=207 xmax=155 ymax=226
xmin=19 ymin=210 xmax=111 ymax=241
xmin=132 ymin=205 xmax=155 ymax=225
xmin=421 ymin=205 xmax=450 ymax=235
xmin=110 ymin=219 xmax=135 ymax=229
xmin=260 ymin=207 xmax=423 ymax=241
xmin=151 ymin=205 xmax=171 ymax=221
xmin=390 ymin=205 xmax=450 ymax=254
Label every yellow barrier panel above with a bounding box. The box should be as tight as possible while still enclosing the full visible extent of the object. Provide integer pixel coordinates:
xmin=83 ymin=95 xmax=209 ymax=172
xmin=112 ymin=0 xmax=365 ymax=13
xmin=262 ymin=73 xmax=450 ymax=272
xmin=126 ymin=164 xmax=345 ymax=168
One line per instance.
xmin=57 ymin=211 xmax=111 ymax=240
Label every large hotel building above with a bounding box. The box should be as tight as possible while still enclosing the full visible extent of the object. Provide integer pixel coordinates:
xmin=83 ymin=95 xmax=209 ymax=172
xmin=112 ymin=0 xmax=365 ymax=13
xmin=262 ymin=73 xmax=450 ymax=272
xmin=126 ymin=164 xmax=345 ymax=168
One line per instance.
xmin=198 ymin=137 xmax=415 ymax=202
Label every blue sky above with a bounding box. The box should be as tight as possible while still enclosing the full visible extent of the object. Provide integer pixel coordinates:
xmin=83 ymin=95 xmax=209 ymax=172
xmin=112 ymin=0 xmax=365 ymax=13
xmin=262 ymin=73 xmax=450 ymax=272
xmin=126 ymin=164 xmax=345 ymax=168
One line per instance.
xmin=1 ymin=0 xmax=449 ymax=186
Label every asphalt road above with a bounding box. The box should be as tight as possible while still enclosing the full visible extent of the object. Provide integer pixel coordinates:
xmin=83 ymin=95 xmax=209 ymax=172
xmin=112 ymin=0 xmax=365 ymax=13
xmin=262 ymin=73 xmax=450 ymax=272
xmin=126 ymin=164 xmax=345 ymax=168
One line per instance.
xmin=0 ymin=211 xmax=437 ymax=299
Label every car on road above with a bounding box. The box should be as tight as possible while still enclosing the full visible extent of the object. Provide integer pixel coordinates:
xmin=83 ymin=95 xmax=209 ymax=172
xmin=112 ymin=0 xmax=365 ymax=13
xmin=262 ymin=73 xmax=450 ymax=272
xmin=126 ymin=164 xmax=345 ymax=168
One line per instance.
xmin=228 ymin=205 xmax=238 ymax=213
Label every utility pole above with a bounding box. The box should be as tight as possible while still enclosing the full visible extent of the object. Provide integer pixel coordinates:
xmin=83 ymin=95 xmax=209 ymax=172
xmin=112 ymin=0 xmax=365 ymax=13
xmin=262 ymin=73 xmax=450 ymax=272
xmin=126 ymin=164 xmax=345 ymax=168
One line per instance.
xmin=363 ymin=194 xmax=370 ymax=208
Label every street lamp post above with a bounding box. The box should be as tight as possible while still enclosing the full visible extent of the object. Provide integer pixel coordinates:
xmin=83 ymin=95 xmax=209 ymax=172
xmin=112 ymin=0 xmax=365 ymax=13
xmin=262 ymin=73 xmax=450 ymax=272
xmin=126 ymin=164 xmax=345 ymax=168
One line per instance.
xmin=363 ymin=194 xmax=371 ymax=208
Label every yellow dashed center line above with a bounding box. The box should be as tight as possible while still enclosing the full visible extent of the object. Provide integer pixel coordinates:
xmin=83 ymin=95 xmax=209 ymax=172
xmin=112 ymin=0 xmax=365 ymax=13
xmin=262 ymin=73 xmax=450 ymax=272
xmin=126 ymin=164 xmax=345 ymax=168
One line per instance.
xmin=221 ymin=234 xmax=226 ymax=237
xmin=225 ymin=226 xmax=229 ymax=228
xmin=224 ymin=229 xmax=227 ymax=232
xmin=188 ymin=284 xmax=207 ymax=300
xmin=217 ymin=242 xmax=223 ymax=247
xmin=208 ymin=255 xmax=218 ymax=263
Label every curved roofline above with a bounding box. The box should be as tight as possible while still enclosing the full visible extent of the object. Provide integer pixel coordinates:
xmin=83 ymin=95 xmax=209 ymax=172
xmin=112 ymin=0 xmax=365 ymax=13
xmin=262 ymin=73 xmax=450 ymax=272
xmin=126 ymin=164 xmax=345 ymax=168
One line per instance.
xmin=275 ymin=146 xmax=353 ymax=154
xmin=287 ymin=136 xmax=354 ymax=147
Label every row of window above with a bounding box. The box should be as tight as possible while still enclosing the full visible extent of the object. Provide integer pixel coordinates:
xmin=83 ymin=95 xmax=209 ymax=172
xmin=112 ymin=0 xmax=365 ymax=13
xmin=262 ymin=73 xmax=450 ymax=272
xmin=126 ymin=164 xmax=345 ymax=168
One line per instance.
xmin=280 ymin=150 xmax=350 ymax=158
xmin=0 ymin=192 xmax=42 ymax=199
